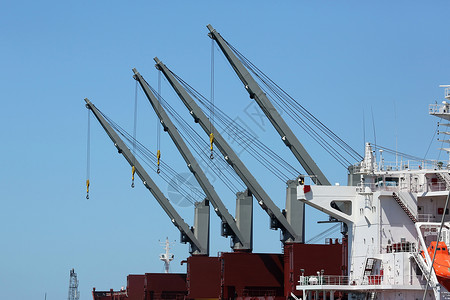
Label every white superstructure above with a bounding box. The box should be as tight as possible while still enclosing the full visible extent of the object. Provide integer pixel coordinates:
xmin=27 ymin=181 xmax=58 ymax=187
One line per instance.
xmin=296 ymin=89 xmax=450 ymax=300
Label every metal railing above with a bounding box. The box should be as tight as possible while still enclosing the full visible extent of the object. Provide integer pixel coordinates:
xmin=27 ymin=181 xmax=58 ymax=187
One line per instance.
xmin=430 ymin=103 xmax=450 ymax=115
xmin=353 ymin=159 xmax=450 ymax=174
xmin=298 ymin=274 xmax=422 ymax=287
xmin=357 ymin=181 xmax=447 ymax=193
xmin=356 ymin=182 xmax=400 ymax=193
xmin=429 ymin=181 xmax=448 ymax=192
xmin=298 ymin=275 xmax=349 ymax=286
xmin=384 ymin=242 xmax=416 ymax=254
xmin=418 ymin=214 xmax=435 ymax=222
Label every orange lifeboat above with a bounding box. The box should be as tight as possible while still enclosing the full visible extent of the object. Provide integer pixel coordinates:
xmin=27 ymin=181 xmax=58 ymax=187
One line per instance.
xmin=422 ymin=241 xmax=450 ymax=290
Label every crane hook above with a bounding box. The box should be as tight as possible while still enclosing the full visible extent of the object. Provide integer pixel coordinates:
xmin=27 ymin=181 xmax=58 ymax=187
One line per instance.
xmin=157 ymin=150 xmax=161 ymax=174
xmin=209 ymin=132 xmax=214 ymax=160
xmin=131 ymin=166 xmax=136 ymax=188
xmin=86 ymin=179 xmax=90 ymax=200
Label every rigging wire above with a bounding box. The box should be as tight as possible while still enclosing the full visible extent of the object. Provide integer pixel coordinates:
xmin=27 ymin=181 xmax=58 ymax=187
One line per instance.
xmin=306 ymin=223 xmax=341 ymax=244
xmin=98 ymin=105 xmax=205 ymax=204
xmin=226 ymin=41 xmax=362 ymax=159
xmin=210 ymin=39 xmax=215 ymax=159
xmin=394 ymin=100 xmax=398 ymax=168
xmin=224 ymin=40 xmax=363 ymax=167
xmin=424 ymin=120 xmax=440 ymax=160
xmin=132 ymin=80 xmax=138 ymax=188
xmin=157 ymin=71 xmax=162 ymax=174
xmin=259 ymin=83 xmax=354 ymax=168
xmin=98 ymin=108 xmax=204 ymax=205
xmin=137 ymin=74 xmax=246 ymax=192
xmin=181 ymin=80 xmax=295 ymax=181
xmin=372 ymin=144 xmax=436 ymax=164
xmin=169 ymin=70 xmax=302 ymax=182
xmin=371 ymin=107 xmax=377 ymax=162
xmin=86 ymin=109 xmax=91 ymax=199
xmin=363 ymin=109 xmax=366 ymax=152
xmin=206 ymin=103 xmax=296 ymax=181
xmin=248 ymin=65 xmax=357 ymax=167
xmin=187 ymin=73 xmax=299 ymax=179
xmin=141 ymin=82 xmax=246 ymax=193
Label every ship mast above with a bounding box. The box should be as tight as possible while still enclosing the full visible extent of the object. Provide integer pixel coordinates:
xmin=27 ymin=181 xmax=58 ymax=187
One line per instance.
xmin=159 ymin=238 xmax=174 ymax=273
xmin=430 ymin=85 xmax=450 ymax=163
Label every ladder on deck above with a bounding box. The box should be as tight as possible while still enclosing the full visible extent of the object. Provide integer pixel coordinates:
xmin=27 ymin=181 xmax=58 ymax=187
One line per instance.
xmin=411 ymin=252 xmax=444 ymax=300
xmin=363 ymin=259 xmax=377 ymax=300
xmin=363 ymin=258 xmax=375 ymax=279
xmin=411 ymin=252 xmax=434 ymax=285
xmin=436 ymin=172 xmax=450 ymax=190
xmin=392 ymin=192 xmax=417 ymax=223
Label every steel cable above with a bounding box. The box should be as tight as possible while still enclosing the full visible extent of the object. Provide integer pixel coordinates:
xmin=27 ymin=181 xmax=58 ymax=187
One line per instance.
xmin=98 ymin=108 xmax=204 ymax=205
xmin=170 ymin=71 xmax=303 ymax=182
xmin=225 ymin=40 xmax=363 ymax=167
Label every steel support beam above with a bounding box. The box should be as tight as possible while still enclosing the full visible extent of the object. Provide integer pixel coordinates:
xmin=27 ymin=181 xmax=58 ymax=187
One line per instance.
xmin=234 ymin=190 xmax=253 ymax=251
xmin=285 ymin=180 xmax=304 ymax=243
xmin=133 ymin=69 xmax=251 ymax=251
xmin=154 ymin=58 xmax=300 ymax=242
xmin=207 ymin=24 xmax=330 ymax=186
xmin=194 ymin=199 xmax=210 ymax=255
xmin=85 ymin=98 xmax=208 ymax=255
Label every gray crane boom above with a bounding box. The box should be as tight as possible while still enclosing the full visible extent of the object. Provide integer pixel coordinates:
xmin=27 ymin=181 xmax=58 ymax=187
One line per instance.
xmin=132 ymin=68 xmax=251 ymax=251
xmin=206 ymin=24 xmax=330 ymax=186
xmin=154 ymin=58 xmax=300 ymax=242
xmin=84 ymin=98 xmax=208 ymax=255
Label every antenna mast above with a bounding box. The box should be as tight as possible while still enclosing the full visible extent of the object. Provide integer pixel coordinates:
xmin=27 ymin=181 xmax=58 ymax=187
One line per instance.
xmin=68 ymin=268 xmax=80 ymax=300
xmin=159 ymin=238 xmax=174 ymax=273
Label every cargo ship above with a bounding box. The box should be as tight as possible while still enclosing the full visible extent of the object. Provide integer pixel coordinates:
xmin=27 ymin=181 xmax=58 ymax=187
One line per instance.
xmin=87 ymin=25 xmax=450 ymax=300
xmin=293 ymin=89 xmax=450 ymax=299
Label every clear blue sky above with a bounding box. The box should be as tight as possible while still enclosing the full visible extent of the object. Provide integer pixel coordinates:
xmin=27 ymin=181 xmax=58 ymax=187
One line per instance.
xmin=1 ymin=1 xmax=450 ymax=299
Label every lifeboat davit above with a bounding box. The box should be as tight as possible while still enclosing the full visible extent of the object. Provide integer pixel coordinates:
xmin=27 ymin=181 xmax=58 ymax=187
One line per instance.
xmin=423 ymin=241 xmax=450 ymax=290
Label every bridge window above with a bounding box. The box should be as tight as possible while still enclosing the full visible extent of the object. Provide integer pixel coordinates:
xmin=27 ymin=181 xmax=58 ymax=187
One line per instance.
xmin=385 ymin=177 xmax=399 ymax=186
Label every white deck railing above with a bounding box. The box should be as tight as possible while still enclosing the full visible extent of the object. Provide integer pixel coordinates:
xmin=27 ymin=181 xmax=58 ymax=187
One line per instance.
xmin=356 ymin=181 xmax=448 ymax=193
xmin=298 ymin=274 xmax=422 ymax=287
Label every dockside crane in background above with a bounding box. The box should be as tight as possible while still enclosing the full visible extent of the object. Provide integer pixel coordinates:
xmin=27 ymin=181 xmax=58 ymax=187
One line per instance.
xmin=133 ymin=68 xmax=252 ymax=251
xmin=68 ymin=268 xmax=80 ymax=300
xmin=85 ymin=98 xmax=210 ymax=255
xmin=154 ymin=58 xmax=302 ymax=243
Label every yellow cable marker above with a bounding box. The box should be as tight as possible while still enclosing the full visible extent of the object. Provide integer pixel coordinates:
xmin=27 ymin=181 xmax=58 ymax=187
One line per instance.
xmin=131 ymin=166 xmax=136 ymax=188
xmin=209 ymin=132 xmax=214 ymax=159
xmin=86 ymin=179 xmax=90 ymax=199
xmin=157 ymin=150 xmax=161 ymax=174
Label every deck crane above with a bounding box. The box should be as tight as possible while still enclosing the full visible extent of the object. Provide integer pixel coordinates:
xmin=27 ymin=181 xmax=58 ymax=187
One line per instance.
xmin=132 ymin=68 xmax=252 ymax=251
xmin=84 ymin=98 xmax=209 ymax=255
xmin=206 ymin=24 xmax=330 ymax=187
xmin=154 ymin=58 xmax=301 ymax=242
